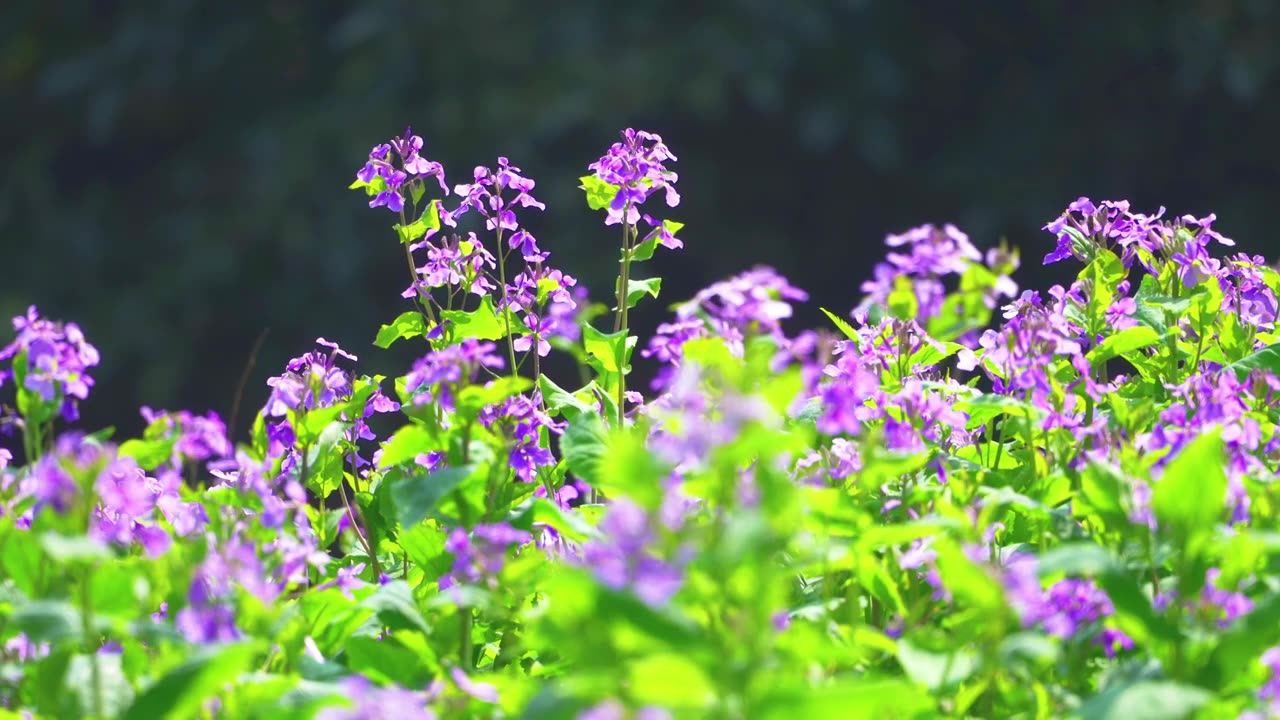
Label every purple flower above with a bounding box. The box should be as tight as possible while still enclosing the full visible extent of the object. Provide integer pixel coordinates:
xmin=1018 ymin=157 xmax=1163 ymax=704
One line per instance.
xmin=0 ymin=306 xmax=100 ymax=419
xmin=587 ymin=128 xmax=680 ymax=230
xmin=578 ymin=700 xmax=672 ymax=720
xmin=403 ymin=339 xmax=505 ymax=414
xmin=439 ymin=523 xmax=532 ymax=591
xmin=449 ymin=666 xmax=499 ymax=704
xmin=355 ymin=127 xmax=448 ymax=214
xmin=644 ymin=267 xmax=807 ymax=389
xmin=315 ymin=676 xmax=436 ymax=720
xmin=580 ymin=498 xmax=685 ymax=606
xmin=449 ymin=157 xmax=545 ymax=239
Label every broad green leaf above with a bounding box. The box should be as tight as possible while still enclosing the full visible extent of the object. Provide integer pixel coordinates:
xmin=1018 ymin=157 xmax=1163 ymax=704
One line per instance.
xmin=753 ymin=679 xmax=935 ymax=719
xmin=378 ymin=424 xmax=443 ymax=469
xmin=560 ymin=414 xmax=609 ymax=487
xmin=121 ymin=641 xmax=260 ymax=720
xmin=388 ymin=465 xmax=475 ymax=528
xmin=441 ymin=296 xmax=507 ymax=342
xmin=343 ymin=635 xmax=432 ymax=687
xmin=374 ymin=311 xmax=428 ymax=349
xmin=1224 ymin=342 xmax=1280 ymax=380
xmin=1071 ymin=681 xmax=1210 ymax=720
xmin=582 ymin=325 xmax=634 ymax=375
xmin=538 ymin=375 xmax=596 ymax=420
xmin=11 ymin=600 xmax=82 ymax=644
xmin=579 ymin=175 xmax=617 ymax=211
xmin=896 ymin=639 xmax=980 ymax=692
xmin=360 ymin=580 xmax=430 ymax=635
xmin=1151 ymin=431 xmax=1226 ymax=539
xmin=1086 ymin=326 xmax=1159 ymax=364
xmin=40 ymin=532 xmax=111 ymax=564
xmin=615 ymin=276 xmax=662 ymax=310
xmin=118 ymin=437 xmax=176 ymax=471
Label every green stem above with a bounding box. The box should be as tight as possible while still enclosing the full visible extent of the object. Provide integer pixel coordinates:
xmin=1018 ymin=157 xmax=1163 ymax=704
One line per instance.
xmin=459 ymin=608 xmax=474 ymax=668
xmin=614 ymin=217 xmax=635 ymax=427
xmin=338 ymin=458 xmax=381 ymax=578
xmin=80 ymin=568 xmax=103 ymax=720
xmin=495 ymin=241 xmax=519 ymax=374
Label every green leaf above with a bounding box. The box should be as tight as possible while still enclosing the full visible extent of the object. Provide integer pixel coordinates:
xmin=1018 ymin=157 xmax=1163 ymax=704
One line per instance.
xmin=11 ymin=600 xmax=82 ymax=644
xmin=121 ymin=641 xmax=260 ymax=720
xmin=615 ymin=277 xmax=662 ymax=310
xmin=1224 ymin=342 xmax=1280 ymax=380
xmin=1151 ymin=431 xmax=1226 ymax=539
xmin=819 ymin=307 xmax=858 ymax=341
xmin=393 ymin=200 xmax=442 ymax=244
xmin=579 ymin=175 xmax=618 ymax=211
xmin=388 ymin=465 xmax=474 ymax=528
xmin=440 ymin=295 xmax=507 ymax=342
xmin=1086 ymin=326 xmax=1160 ymax=364
xmin=343 ymin=635 xmax=432 ymax=687
xmin=118 ymin=437 xmax=176 ymax=471
xmin=1201 ymin=593 xmax=1280 ymax=690
xmin=1071 ymin=681 xmax=1210 ymax=720
xmin=374 ymin=311 xmax=428 ymax=349
xmin=753 ymin=679 xmax=935 ymax=719
xmin=630 ymin=220 xmax=683 ymax=263
xmin=67 ymin=652 xmax=133 ymax=717
xmin=378 ymin=424 xmax=443 ymax=469
xmin=538 ymin=375 xmax=596 ymax=420
xmin=455 ymin=376 xmax=533 ymax=421
xmin=360 ymin=580 xmax=430 ymax=635
xmin=39 ymin=532 xmax=111 ymax=564
xmin=582 ymin=325 xmax=634 ymax=375
xmin=896 ymin=639 xmax=980 ymax=692
xmin=560 ymin=414 xmax=609 ymax=487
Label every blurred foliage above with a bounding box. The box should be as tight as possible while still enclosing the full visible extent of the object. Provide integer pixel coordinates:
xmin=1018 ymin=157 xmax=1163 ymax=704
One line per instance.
xmin=2 ymin=0 xmax=1279 ymax=438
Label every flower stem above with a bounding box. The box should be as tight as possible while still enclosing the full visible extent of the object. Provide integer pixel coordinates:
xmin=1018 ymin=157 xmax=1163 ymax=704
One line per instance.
xmin=614 ymin=215 xmax=635 ymax=428
xmin=80 ymin=568 xmax=103 ymax=720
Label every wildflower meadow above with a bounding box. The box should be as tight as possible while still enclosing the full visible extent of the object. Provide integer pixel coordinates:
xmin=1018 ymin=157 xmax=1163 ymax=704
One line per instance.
xmin=5 ymin=127 xmax=1280 ymax=719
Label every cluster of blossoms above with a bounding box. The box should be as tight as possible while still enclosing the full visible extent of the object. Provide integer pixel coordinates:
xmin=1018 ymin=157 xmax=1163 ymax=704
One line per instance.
xmin=856 ymin=224 xmax=1018 ymax=324
xmin=356 ymin=127 xmax=448 ymax=213
xmin=440 ymin=522 xmax=532 ymax=592
xmin=0 ymin=305 xmax=100 ymax=422
xmin=579 ymin=497 xmax=686 ymax=607
xmin=1003 ymin=556 xmax=1133 ymax=656
xmin=264 ymin=338 xmax=398 ymax=470
xmin=644 ymin=266 xmax=809 ymax=389
xmin=587 ymin=128 xmax=681 ymax=246
xmin=14 ymin=120 xmax=1280 ymax=719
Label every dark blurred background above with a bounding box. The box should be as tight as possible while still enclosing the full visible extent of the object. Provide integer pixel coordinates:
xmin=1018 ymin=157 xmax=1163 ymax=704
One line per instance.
xmin=3 ymin=1 xmax=1279 ymax=441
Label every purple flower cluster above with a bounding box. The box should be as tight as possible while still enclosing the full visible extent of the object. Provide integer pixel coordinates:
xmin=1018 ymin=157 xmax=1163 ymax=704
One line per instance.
xmin=447 ymin=157 xmax=548 ymax=262
xmin=645 ymin=266 xmax=807 ymax=388
xmin=315 ymin=676 xmax=437 ymax=720
xmin=580 ymin=498 xmax=684 ymax=606
xmin=1003 ymin=555 xmax=1133 ymax=657
xmin=405 ymin=232 xmax=498 ymax=300
xmin=439 ymin=522 xmax=532 ymax=591
xmin=356 ymin=127 xmax=448 ymax=213
xmin=587 ymin=128 xmax=681 ymax=244
xmin=264 ymin=338 xmax=397 ymax=468
xmin=856 ymin=224 xmax=1016 ymax=321
xmin=1042 ymin=197 xmax=1234 ymax=271
xmin=480 ymin=393 xmax=559 ymax=483
xmin=0 ymin=306 xmax=100 ymax=421
xmin=403 ymin=339 xmax=505 ymax=413
xmin=139 ymin=406 xmax=233 ymax=467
